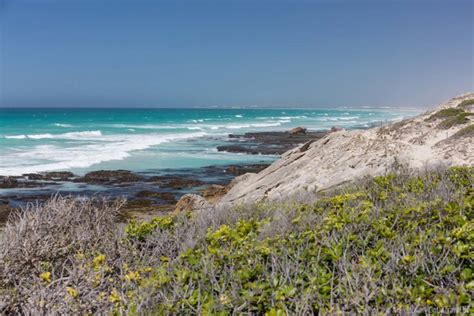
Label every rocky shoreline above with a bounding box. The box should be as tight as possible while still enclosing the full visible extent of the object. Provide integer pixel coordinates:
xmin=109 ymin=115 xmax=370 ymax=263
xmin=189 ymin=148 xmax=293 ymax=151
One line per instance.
xmin=217 ymin=127 xmax=330 ymax=155
xmin=0 ymin=126 xmax=332 ymax=224
xmin=0 ymin=163 xmax=270 ymax=223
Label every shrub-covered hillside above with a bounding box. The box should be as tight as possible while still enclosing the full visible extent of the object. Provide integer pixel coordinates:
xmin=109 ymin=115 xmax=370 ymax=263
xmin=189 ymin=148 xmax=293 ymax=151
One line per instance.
xmin=0 ymin=167 xmax=472 ymax=314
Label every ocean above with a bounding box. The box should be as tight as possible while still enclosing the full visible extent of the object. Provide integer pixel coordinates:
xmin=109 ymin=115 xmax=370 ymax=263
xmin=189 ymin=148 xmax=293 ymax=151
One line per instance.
xmin=0 ymin=107 xmax=419 ymax=176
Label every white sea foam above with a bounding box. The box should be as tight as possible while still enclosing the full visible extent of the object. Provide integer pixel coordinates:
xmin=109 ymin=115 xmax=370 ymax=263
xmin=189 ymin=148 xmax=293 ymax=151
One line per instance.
xmin=22 ymin=130 xmax=103 ymax=140
xmin=110 ymin=124 xmax=178 ymax=130
xmin=217 ymin=122 xmax=282 ymax=129
xmin=53 ymin=123 xmax=73 ymax=127
xmin=256 ymin=116 xmax=305 ymax=120
xmin=337 ymin=116 xmax=360 ymax=121
xmin=0 ymin=132 xmax=207 ymax=176
xmin=235 ymin=114 xmax=243 ymax=118
xmin=5 ymin=135 xmax=27 ymax=139
xmin=25 ymin=133 xmax=55 ymax=139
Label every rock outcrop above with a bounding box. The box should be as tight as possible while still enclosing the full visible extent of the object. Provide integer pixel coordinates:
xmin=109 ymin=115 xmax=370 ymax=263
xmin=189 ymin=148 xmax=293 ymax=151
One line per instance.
xmin=288 ymin=127 xmax=307 ymax=135
xmin=217 ymin=129 xmax=328 ymax=155
xmin=76 ymin=170 xmax=143 ymax=184
xmin=219 ymin=93 xmax=474 ymax=205
xmin=175 ymin=194 xmax=212 ymax=213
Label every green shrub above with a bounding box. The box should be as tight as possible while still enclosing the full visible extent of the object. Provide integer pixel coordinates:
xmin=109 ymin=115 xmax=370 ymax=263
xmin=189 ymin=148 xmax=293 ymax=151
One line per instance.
xmin=125 ymin=215 xmax=175 ymax=241
xmin=425 ymin=107 xmax=473 ymax=129
xmin=437 ymin=112 xmax=472 ymax=129
xmin=141 ymin=166 xmax=474 ymax=314
xmin=450 ymin=124 xmax=474 ymax=139
xmin=458 ymin=99 xmax=474 ymax=108
xmin=1 ymin=167 xmax=473 ymax=314
xmin=426 ymin=108 xmax=465 ymax=121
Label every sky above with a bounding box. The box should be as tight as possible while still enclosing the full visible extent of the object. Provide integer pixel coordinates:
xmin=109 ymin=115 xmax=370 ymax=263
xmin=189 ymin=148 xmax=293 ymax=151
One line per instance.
xmin=0 ymin=0 xmax=472 ymax=108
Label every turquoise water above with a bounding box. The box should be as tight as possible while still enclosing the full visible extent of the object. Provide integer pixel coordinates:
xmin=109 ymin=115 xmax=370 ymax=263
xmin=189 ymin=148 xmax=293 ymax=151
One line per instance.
xmin=0 ymin=108 xmax=418 ymax=176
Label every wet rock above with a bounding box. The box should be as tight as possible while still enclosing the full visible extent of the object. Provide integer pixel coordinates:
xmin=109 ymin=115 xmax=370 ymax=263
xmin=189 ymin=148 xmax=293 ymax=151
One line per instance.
xmin=21 ymin=172 xmax=75 ymax=181
xmin=146 ymin=176 xmax=204 ymax=189
xmin=0 ymin=177 xmax=18 ymax=189
xmin=13 ymin=194 xmax=53 ymax=204
xmin=225 ymin=164 xmax=270 ymax=176
xmin=76 ymin=170 xmax=143 ymax=184
xmin=0 ymin=177 xmax=57 ymax=189
xmin=135 ymin=190 xmax=177 ymax=203
xmin=219 ymin=130 xmax=328 ymax=155
xmin=125 ymin=198 xmax=154 ymax=208
xmin=175 ymin=194 xmax=211 ymax=213
xmin=289 ymin=127 xmax=307 ymax=135
xmin=43 ymin=171 xmax=75 ymax=181
xmin=217 ymin=145 xmax=286 ymax=155
xmin=23 ymin=173 xmax=44 ymax=181
xmin=330 ymin=126 xmax=343 ymax=132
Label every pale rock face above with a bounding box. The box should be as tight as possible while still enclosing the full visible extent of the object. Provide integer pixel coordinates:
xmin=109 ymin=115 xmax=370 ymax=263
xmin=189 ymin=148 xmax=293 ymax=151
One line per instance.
xmin=219 ymin=93 xmax=474 ymax=206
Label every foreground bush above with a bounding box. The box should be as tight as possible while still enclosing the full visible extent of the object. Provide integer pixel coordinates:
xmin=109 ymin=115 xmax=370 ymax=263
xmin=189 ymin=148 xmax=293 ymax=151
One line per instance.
xmin=0 ymin=166 xmax=472 ymax=314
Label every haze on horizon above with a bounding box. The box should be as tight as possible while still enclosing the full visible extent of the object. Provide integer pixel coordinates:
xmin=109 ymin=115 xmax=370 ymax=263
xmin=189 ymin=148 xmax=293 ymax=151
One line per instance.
xmin=0 ymin=0 xmax=472 ymax=109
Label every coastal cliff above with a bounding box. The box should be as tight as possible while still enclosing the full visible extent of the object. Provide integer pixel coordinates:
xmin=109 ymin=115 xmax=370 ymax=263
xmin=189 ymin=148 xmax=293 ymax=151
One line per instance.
xmin=219 ymin=93 xmax=474 ymax=205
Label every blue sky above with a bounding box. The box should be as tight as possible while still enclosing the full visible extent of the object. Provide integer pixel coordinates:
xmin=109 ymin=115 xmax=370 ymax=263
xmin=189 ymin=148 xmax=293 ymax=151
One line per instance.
xmin=0 ymin=0 xmax=472 ymax=108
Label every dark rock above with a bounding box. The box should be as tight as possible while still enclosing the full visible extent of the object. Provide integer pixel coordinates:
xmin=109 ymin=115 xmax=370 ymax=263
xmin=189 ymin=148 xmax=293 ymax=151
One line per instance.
xmin=125 ymin=198 xmax=154 ymax=208
xmin=14 ymin=194 xmax=53 ymax=203
xmin=43 ymin=171 xmax=75 ymax=181
xmin=219 ymin=130 xmax=328 ymax=155
xmin=76 ymin=170 xmax=143 ymax=184
xmin=330 ymin=126 xmax=343 ymax=132
xmin=135 ymin=190 xmax=177 ymax=203
xmin=23 ymin=173 xmax=44 ymax=180
xmin=225 ymin=164 xmax=270 ymax=176
xmin=216 ymin=145 xmax=285 ymax=155
xmin=289 ymin=127 xmax=307 ymax=135
xmin=0 ymin=177 xmax=18 ymax=189
xmin=21 ymin=172 xmax=75 ymax=181
xmin=146 ymin=176 xmax=204 ymax=189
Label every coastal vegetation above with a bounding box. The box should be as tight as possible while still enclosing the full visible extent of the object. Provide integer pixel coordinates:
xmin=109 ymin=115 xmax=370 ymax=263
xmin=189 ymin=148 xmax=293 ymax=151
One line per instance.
xmin=426 ymin=108 xmax=473 ymax=129
xmin=450 ymin=124 xmax=474 ymax=139
xmin=0 ymin=166 xmax=472 ymax=314
xmin=458 ymin=99 xmax=474 ymax=109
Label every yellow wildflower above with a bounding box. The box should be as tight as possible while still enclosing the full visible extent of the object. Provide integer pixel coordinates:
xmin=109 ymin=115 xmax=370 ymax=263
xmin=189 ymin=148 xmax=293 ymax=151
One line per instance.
xmin=39 ymin=272 xmax=51 ymax=283
xmin=93 ymin=254 xmax=106 ymax=268
xmin=108 ymin=288 xmax=121 ymax=304
xmin=125 ymin=271 xmax=140 ymax=282
xmin=66 ymin=286 xmax=79 ymax=298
